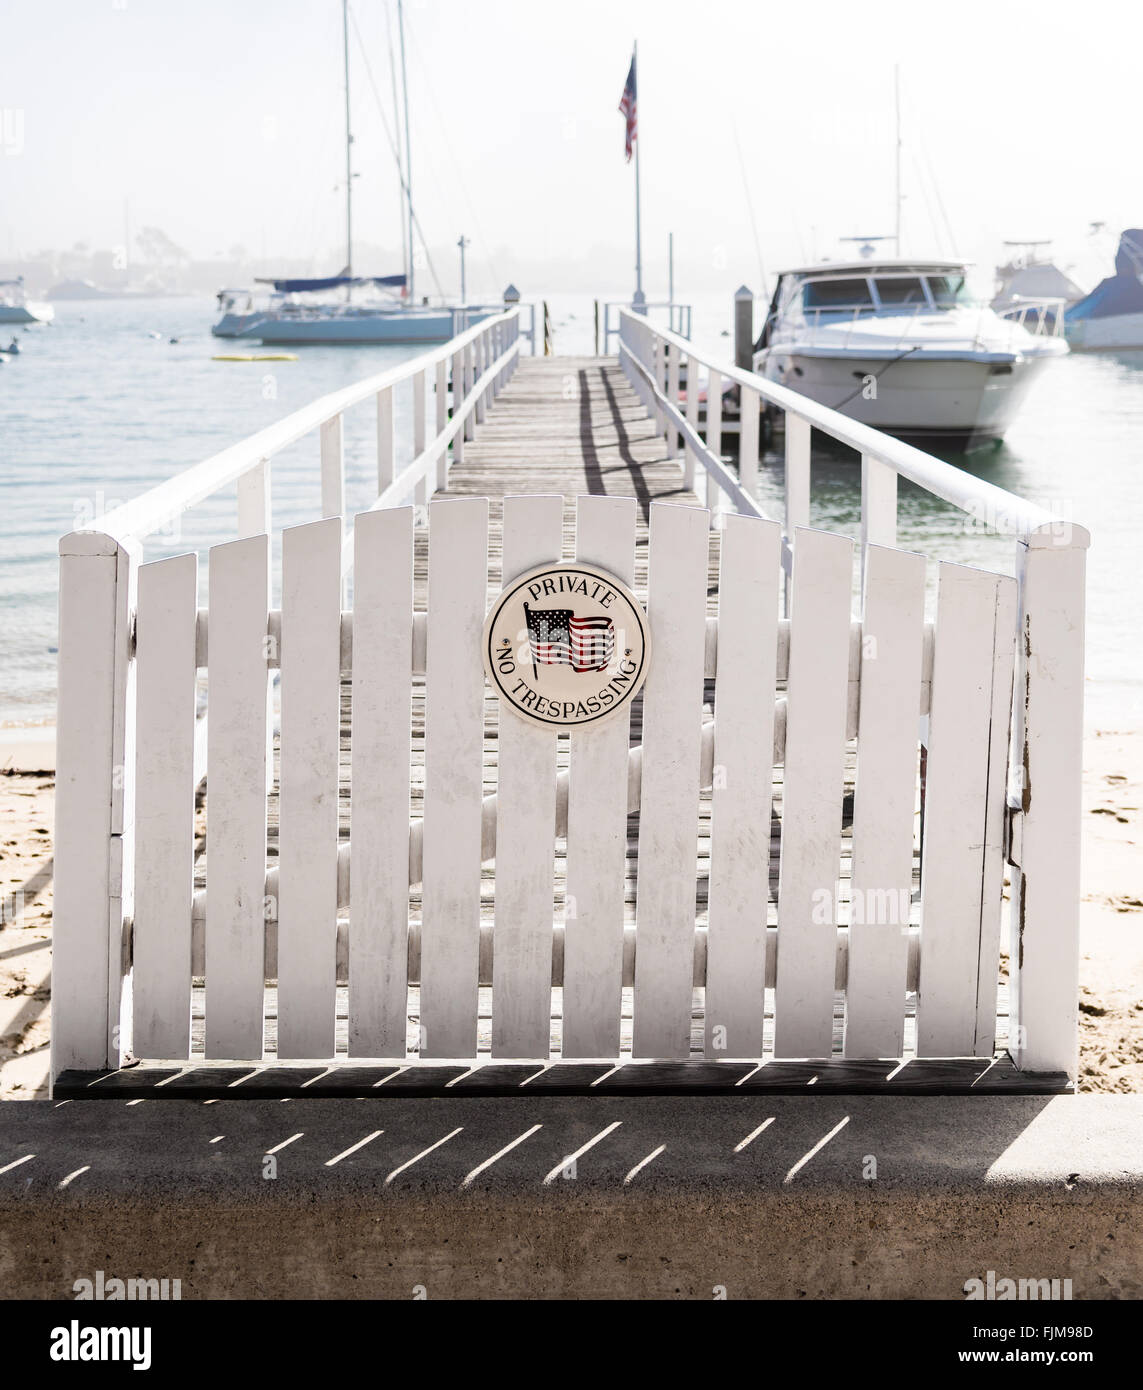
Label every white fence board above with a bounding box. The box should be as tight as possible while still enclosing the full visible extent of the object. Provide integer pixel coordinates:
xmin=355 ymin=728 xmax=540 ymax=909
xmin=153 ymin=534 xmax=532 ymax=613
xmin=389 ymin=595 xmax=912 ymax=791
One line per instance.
xmin=843 ymin=543 xmax=926 ymax=1058
xmin=132 ymin=553 xmax=198 ymax=1059
xmin=349 ymin=507 xmax=414 ymax=1057
xmin=632 ymin=502 xmax=710 ymax=1058
xmin=492 ymin=495 xmax=564 ymax=1056
xmin=704 ymin=514 xmax=781 ymax=1058
xmin=562 ymin=494 xmax=638 ymax=1058
xmin=975 ymin=576 xmax=1018 ymax=1056
xmin=205 ymin=535 xmax=270 ymax=1059
xmin=916 ymin=563 xmax=1008 ymax=1056
xmin=419 ymin=496 xmax=489 ymax=1057
xmin=773 ymin=526 xmax=854 ymax=1058
xmin=276 ymin=517 xmax=343 ymax=1059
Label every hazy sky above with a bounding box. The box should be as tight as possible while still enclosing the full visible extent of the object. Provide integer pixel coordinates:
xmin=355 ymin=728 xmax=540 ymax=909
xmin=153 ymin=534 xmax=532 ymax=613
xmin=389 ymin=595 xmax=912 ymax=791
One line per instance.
xmin=1 ymin=0 xmax=1138 ymax=297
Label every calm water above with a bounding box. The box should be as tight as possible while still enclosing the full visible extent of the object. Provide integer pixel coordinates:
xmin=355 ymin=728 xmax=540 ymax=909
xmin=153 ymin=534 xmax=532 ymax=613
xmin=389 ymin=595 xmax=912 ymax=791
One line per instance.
xmin=0 ymin=294 xmax=1139 ymax=732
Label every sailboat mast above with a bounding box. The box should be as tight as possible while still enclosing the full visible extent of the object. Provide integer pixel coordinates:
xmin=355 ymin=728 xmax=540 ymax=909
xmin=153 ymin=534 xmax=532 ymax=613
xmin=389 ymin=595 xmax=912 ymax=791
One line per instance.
xmin=398 ymin=0 xmax=414 ymax=302
xmin=343 ymin=0 xmax=353 ymax=279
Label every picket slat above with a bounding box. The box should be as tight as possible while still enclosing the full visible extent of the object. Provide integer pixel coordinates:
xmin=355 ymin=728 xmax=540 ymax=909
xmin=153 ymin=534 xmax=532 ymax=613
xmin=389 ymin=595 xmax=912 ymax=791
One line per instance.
xmin=916 ymin=563 xmax=1007 ymax=1057
xmin=132 ymin=553 xmax=198 ymax=1059
xmin=419 ymin=496 xmax=489 ymax=1057
xmin=562 ymin=494 xmax=637 ymax=1059
xmin=349 ymin=507 xmax=414 ymax=1057
xmin=974 ymin=576 xmax=1018 ymax=1056
xmin=205 ymin=535 xmax=270 ymax=1059
xmin=632 ymin=502 xmax=710 ymax=1058
xmin=276 ymin=518 xmax=342 ymax=1059
xmin=773 ymin=526 xmax=854 ymax=1058
xmin=843 ymin=543 xmax=926 ymax=1058
xmin=492 ymin=495 xmax=564 ymax=1057
xmin=704 ymin=514 xmax=780 ymax=1058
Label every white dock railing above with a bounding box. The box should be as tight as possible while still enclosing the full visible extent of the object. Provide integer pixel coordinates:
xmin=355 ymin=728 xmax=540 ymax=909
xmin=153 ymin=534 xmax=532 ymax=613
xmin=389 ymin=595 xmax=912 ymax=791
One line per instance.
xmin=618 ymin=308 xmax=1089 ymax=1078
xmin=52 ymin=307 xmax=522 ymax=1079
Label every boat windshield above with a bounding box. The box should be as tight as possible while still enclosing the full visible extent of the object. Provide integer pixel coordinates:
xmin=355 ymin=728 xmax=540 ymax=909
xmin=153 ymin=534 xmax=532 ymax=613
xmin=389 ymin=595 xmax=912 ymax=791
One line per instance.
xmin=801 ymin=278 xmax=873 ymax=310
xmin=925 ymin=274 xmax=968 ymax=307
xmin=873 ymin=276 xmax=926 ymax=305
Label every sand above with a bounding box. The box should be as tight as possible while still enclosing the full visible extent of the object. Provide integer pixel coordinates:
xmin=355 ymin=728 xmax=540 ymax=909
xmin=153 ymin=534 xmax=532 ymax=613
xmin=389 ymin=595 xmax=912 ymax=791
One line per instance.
xmin=0 ymin=724 xmax=1138 ymax=1099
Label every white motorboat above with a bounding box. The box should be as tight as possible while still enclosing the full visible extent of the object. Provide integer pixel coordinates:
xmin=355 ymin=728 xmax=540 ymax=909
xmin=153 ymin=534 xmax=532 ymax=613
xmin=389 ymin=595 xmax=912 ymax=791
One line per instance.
xmin=0 ymin=278 xmax=54 ymax=325
xmin=754 ymin=257 xmax=1067 ymax=448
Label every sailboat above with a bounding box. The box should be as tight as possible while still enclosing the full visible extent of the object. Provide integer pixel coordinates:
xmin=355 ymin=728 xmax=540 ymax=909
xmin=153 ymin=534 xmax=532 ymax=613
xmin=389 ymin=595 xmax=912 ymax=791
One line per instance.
xmin=213 ymin=0 xmax=490 ymax=345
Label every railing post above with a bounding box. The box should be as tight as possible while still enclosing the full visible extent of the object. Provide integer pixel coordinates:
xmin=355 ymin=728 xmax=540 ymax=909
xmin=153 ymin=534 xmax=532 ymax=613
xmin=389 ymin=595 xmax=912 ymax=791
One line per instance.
xmin=413 ymin=368 xmax=427 ymax=507
xmin=860 ymin=453 xmax=897 ymax=581
xmin=237 ymin=457 xmax=271 ymax=539
xmin=683 ymin=352 xmax=700 ymax=493
xmin=739 ymin=384 xmax=759 ymax=499
xmin=464 ymin=340 xmax=476 ymax=441
xmin=652 ymin=338 xmax=666 ymax=436
xmin=320 ymin=412 xmax=345 ymax=521
xmin=784 ymin=411 xmax=811 ymax=611
xmin=52 ymin=530 xmax=139 ymax=1083
xmin=376 ymin=386 xmax=395 ymax=495
xmin=435 ymin=357 xmax=448 ymax=489
xmin=451 ymin=348 xmax=465 ymax=465
xmin=475 ymin=332 xmax=487 ymax=425
xmin=1009 ymin=531 xmax=1088 ymax=1079
xmin=666 ymin=344 xmax=681 ymax=458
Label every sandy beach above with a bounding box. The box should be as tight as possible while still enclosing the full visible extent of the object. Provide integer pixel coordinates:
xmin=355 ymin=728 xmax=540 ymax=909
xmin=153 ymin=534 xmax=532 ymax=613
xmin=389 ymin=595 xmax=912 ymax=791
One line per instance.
xmin=1 ymin=723 xmax=1137 ymax=1099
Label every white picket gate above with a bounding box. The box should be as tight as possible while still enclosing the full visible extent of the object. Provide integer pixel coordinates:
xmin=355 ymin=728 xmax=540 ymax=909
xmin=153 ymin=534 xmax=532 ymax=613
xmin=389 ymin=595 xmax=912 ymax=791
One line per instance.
xmin=50 ymin=302 xmax=1088 ymax=1086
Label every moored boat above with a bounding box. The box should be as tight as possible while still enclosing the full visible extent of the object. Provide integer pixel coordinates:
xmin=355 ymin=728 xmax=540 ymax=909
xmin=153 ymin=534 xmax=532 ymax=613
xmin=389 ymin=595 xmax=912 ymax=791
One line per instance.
xmin=1064 ymin=229 xmax=1143 ymax=350
xmin=0 ymin=278 xmax=54 ymax=325
xmin=754 ymin=257 xmax=1067 ymax=448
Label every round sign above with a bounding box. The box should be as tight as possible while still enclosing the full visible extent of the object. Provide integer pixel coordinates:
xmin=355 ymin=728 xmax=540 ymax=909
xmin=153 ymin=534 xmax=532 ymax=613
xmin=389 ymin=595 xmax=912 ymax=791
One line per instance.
xmin=483 ymin=561 xmax=651 ymax=728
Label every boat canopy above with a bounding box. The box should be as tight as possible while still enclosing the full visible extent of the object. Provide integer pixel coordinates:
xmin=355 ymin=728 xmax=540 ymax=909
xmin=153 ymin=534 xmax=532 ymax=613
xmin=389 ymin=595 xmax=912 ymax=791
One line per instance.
xmin=255 ymin=274 xmax=408 ymax=293
xmin=1066 ymin=230 xmax=1143 ymax=323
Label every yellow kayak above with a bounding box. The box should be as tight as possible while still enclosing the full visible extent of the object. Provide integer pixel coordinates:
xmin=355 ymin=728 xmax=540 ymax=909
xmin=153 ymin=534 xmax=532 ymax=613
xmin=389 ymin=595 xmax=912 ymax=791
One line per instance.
xmin=211 ymin=353 xmax=298 ymax=362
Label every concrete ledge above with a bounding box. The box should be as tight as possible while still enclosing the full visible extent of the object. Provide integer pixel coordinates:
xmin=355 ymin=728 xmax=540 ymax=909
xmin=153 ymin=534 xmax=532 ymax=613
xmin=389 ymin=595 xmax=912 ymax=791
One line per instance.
xmin=1 ymin=1096 xmax=1140 ymax=1299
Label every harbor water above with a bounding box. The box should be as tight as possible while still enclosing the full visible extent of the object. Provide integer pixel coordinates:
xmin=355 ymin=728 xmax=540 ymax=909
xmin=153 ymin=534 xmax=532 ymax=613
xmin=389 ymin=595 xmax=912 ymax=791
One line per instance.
xmin=0 ymin=294 xmax=1138 ymax=732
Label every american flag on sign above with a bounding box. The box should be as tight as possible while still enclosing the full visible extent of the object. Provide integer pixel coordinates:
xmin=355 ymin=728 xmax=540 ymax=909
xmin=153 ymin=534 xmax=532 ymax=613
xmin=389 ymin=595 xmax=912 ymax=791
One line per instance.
xmin=525 ymin=605 xmax=616 ymax=674
xmin=618 ymin=53 xmax=637 ymax=162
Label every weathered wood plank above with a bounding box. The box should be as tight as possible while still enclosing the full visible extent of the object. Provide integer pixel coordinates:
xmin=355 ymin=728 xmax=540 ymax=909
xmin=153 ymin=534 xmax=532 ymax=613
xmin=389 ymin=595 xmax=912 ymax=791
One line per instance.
xmin=132 ymin=552 xmax=198 ymax=1059
xmin=562 ymin=494 xmax=639 ymax=1058
xmin=916 ymin=564 xmax=1008 ymax=1057
xmin=844 ymin=543 xmax=926 ymax=1058
xmin=773 ymin=526 xmax=854 ymax=1058
xmin=704 ymin=514 xmax=781 ymax=1058
xmin=205 ymin=535 xmax=270 ymax=1059
xmin=348 ymin=506 xmax=414 ymax=1057
xmin=419 ymin=496 xmax=489 ymax=1057
xmin=277 ymin=517 xmax=342 ymax=1059
xmin=631 ymin=501 xmax=710 ymax=1058
xmin=492 ymin=494 xmax=563 ymax=1057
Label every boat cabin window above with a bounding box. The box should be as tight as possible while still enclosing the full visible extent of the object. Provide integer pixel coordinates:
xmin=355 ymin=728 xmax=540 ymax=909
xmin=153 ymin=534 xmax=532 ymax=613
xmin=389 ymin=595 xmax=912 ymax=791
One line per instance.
xmin=925 ymin=274 xmax=967 ymax=307
xmin=801 ymin=278 xmax=873 ymax=310
xmin=873 ymin=277 xmax=926 ymax=306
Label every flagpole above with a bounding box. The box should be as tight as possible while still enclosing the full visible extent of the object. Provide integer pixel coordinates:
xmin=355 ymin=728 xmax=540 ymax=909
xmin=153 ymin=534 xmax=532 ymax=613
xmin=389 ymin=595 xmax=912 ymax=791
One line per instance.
xmin=632 ymin=40 xmax=646 ymax=312
xmin=523 ymin=603 xmax=538 ymax=680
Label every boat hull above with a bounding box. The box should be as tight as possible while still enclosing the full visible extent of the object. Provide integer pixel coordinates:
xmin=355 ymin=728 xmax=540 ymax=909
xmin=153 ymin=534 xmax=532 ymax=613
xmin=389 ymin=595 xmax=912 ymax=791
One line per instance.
xmin=1064 ymin=312 xmax=1143 ymax=351
xmin=212 ymin=307 xmax=492 ymax=344
xmin=758 ymin=349 xmax=1055 ymax=446
xmin=0 ymin=301 xmax=54 ymax=325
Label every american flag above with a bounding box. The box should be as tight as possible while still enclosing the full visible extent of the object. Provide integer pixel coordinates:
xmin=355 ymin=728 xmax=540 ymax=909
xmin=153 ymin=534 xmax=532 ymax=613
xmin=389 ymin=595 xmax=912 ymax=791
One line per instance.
xmin=525 ymin=606 xmax=616 ymax=674
xmin=618 ymin=53 xmax=637 ymax=162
